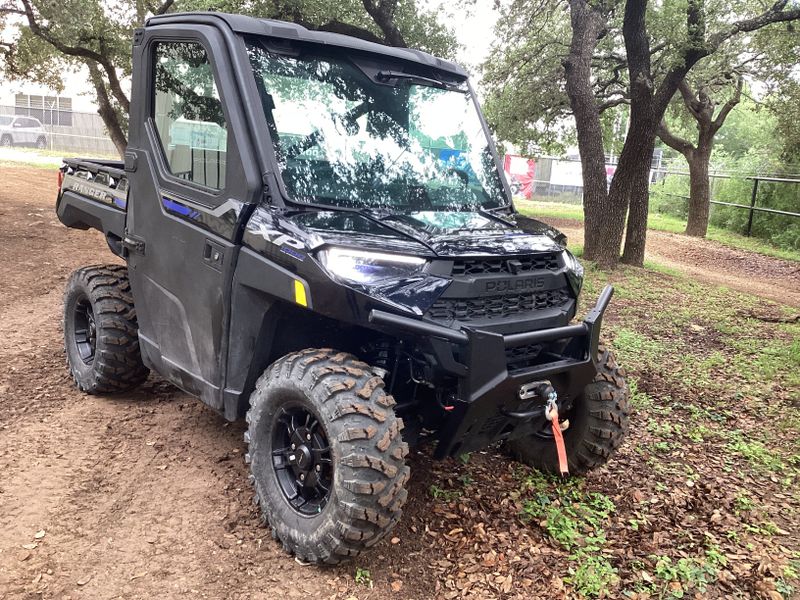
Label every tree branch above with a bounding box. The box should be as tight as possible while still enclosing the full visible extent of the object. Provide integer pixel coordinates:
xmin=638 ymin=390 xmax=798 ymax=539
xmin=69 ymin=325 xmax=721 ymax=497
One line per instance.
xmin=711 ymin=75 xmax=743 ymax=131
xmin=709 ymin=3 xmax=800 ymax=49
xmin=317 ymin=20 xmax=385 ymax=44
xmin=598 ymin=96 xmax=629 ymax=112
xmin=19 ymin=0 xmax=129 ymax=112
xmin=87 ymin=61 xmax=127 ymax=155
xmin=361 ymin=0 xmax=406 ymax=46
xmin=677 ymin=79 xmax=705 ymax=121
xmin=155 ymin=0 xmax=175 ymax=15
xmin=653 ymin=0 xmax=709 ymax=116
xmin=657 ymin=120 xmax=695 ymax=155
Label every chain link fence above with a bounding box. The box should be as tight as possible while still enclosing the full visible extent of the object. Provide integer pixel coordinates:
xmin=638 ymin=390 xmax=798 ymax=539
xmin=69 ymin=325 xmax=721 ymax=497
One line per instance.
xmin=0 ymin=104 xmax=118 ymax=157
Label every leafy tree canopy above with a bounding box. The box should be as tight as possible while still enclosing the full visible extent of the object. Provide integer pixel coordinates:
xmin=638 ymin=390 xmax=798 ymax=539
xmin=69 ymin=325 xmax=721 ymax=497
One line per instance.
xmin=482 ymin=0 xmax=799 ymax=157
xmin=0 ymin=0 xmax=458 ymax=154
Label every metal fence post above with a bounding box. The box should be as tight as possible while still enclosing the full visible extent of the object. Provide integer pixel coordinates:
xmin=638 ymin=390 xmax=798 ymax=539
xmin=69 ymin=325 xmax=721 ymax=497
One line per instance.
xmin=746 ymin=178 xmax=759 ymax=236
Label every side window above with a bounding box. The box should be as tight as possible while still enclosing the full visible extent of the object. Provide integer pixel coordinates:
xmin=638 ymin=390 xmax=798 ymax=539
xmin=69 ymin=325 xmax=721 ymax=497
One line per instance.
xmin=153 ymin=41 xmax=228 ymax=190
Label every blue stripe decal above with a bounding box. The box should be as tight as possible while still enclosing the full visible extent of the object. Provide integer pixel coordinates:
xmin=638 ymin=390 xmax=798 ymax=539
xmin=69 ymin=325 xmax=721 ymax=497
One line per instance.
xmin=113 ymin=197 xmax=127 ymax=209
xmin=162 ymin=196 xmax=200 ymax=220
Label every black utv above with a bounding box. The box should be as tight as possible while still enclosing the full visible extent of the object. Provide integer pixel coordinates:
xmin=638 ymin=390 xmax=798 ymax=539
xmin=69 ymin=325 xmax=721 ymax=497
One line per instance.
xmin=55 ymin=12 xmax=630 ymax=565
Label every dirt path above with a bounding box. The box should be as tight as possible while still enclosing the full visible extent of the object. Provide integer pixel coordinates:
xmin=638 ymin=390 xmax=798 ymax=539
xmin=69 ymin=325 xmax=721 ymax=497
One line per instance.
xmin=0 ymin=168 xmax=367 ymax=599
xmin=543 ymin=217 xmax=800 ymax=307
xmin=1 ymin=167 xmax=798 ymax=599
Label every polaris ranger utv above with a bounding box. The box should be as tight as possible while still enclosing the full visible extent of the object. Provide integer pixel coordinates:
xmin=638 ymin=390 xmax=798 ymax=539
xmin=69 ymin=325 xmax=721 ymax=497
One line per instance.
xmin=56 ymin=12 xmax=629 ymax=565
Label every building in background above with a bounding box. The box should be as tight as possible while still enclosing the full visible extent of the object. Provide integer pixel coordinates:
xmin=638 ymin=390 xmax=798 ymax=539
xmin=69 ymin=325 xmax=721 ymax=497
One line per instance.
xmin=0 ymin=77 xmax=117 ymax=156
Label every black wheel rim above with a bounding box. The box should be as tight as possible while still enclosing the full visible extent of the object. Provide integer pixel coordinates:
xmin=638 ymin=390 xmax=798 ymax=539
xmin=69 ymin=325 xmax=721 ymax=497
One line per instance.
xmin=271 ymin=405 xmax=332 ymax=516
xmin=73 ymin=296 xmax=97 ymax=364
xmin=532 ymin=401 xmax=575 ymax=440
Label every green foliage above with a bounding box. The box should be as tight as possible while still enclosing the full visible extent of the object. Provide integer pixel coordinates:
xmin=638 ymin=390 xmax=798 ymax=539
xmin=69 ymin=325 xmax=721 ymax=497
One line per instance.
xmin=480 ymin=0 xmax=577 ymax=154
xmin=565 ymin=552 xmax=620 ymax=598
xmin=650 ymin=546 xmax=727 ymax=598
xmin=770 ymin=79 xmax=800 ymax=160
xmin=429 ymin=484 xmax=461 ymax=502
xmin=0 ymin=0 xmax=457 ymax=146
xmin=181 ymin=0 xmax=459 ymax=59
xmin=714 ymin=96 xmax=780 ymax=159
xmin=726 ymin=434 xmax=786 ymax=473
xmin=518 ymin=473 xmax=619 ymax=597
xmin=354 ymin=567 xmax=372 ymax=587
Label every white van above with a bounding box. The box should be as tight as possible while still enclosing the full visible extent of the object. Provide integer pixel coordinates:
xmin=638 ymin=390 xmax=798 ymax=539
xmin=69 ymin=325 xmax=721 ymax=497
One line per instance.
xmin=0 ymin=115 xmax=48 ymax=149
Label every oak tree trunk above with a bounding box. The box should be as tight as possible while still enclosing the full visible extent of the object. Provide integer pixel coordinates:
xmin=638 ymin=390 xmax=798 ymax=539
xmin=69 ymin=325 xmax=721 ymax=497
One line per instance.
xmin=685 ymin=141 xmax=712 ymax=236
xmin=618 ymin=134 xmax=656 ymax=266
xmin=564 ymin=0 xmax=622 ymax=268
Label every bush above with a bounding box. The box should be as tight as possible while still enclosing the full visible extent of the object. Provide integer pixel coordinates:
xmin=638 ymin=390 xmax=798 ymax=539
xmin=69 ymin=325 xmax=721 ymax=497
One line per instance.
xmin=650 ymin=152 xmax=800 ymax=251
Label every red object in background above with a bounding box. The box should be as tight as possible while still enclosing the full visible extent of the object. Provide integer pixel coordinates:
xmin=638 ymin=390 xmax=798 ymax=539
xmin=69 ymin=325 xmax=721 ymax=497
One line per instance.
xmin=503 ymin=155 xmax=536 ymax=199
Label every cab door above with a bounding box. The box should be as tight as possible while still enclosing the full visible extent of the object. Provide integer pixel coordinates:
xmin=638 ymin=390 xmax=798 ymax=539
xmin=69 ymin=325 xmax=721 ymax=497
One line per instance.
xmin=124 ymin=29 xmax=260 ymax=409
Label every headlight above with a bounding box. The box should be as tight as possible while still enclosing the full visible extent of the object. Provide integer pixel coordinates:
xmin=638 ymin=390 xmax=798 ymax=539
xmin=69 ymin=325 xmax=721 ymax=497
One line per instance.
xmin=318 ymin=247 xmax=427 ymax=285
xmin=563 ymin=249 xmax=584 ymax=296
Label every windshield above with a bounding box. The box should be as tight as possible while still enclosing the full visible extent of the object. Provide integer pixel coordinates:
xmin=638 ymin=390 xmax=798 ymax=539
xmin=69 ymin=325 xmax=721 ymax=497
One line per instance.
xmin=0 ymin=116 xmax=12 ymax=126
xmin=247 ymin=43 xmax=509 ymax=211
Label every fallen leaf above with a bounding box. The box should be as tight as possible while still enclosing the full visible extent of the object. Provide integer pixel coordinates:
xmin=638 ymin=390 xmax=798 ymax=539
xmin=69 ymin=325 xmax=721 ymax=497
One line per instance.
xmin=77 ymin=575 xmax=92 ymax=586
xmin=33 ymin=530 xmax=45 ymax=539
xmin=391 ymin=580 xmax=403 ymax=592
xmin=22 ymin=543 xmax=37 ymax=550
xmin=390 ymin=537 xmax=400 ymax=545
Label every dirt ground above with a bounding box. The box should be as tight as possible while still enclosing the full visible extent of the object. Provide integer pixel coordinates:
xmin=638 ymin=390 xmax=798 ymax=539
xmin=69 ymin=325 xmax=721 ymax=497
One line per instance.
xmin=1 ymin=166 xmax=798 ymax=600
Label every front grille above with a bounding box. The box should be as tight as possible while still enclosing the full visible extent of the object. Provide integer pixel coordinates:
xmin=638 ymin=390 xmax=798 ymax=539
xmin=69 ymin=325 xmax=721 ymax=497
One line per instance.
xmin=427 ymin=289 xmax=570 ymax=321
xmin=451 ymin=253 xmax=560 ymax=276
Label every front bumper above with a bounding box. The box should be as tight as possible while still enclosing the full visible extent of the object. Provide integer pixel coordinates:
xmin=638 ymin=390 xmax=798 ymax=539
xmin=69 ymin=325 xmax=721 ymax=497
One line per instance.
xmin=369 ymin=285 xmax=614 ymax=458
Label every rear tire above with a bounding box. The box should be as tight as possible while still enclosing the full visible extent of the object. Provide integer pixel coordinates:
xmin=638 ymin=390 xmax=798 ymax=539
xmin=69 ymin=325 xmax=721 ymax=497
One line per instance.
xmin=35 ymin=136 xmax=46 ymax=149
xmin=508 ymin=346 xmax=629 ymax=475
xmin=0 ymin=134 xmax=12 ymax=147
xmin=63 ymin=265 xmax=149 ymax=394
xmin=246 ymin=349 xmax=410 ymax=565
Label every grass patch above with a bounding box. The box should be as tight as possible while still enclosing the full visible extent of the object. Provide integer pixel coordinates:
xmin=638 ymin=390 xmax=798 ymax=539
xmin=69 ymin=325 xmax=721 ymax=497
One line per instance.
xmin=518 ymin=470 xmax=619 ymax=597
xmin=648 ymin=546 xmax=727 ymax=598
xmin=726 ymin=434 xmax=785 ymax=473
xmin=429 ymin=484 xmax=461 ymax=502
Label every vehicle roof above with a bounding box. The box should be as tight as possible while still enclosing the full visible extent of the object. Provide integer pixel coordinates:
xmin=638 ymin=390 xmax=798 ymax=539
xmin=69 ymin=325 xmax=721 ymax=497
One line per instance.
xmin=146 ymin=11 xmax=467 ymax=78
xmin=4 ymin=115 xmax=41 ymax=123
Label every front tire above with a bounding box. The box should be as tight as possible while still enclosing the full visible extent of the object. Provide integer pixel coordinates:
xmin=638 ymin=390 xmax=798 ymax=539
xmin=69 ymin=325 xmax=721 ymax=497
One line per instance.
xmin=63 ymin=265 xmax=149 ymax=393
xmin=508 ymin=346 xmax=630 ymax=475
xmin=246 ymin=349 xmax=410 ymax=565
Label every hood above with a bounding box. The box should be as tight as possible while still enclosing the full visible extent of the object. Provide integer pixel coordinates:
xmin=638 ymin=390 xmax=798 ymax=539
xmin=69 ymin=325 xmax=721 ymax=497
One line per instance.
xmin=288 ymin=210 xmax=566 ymax=257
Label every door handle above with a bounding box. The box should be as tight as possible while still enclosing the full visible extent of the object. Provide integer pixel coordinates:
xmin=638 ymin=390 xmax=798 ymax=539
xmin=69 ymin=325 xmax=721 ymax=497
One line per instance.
xmin=203 ymin=240 xmax=224 ymax=270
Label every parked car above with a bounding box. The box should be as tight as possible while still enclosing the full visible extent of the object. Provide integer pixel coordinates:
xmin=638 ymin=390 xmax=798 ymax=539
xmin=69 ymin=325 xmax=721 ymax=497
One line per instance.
xmin=0 ymin=115 xmax=48 ymax=149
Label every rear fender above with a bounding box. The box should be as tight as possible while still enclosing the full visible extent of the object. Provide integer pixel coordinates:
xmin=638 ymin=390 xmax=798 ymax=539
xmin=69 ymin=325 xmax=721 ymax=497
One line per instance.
xmin=56 ymin=190 xmax=127 ymax=257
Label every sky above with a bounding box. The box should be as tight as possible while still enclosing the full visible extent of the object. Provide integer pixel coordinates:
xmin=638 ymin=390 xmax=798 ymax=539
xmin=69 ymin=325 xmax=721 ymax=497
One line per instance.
xmin=430 ymin=0 xmax=500 ymax=74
